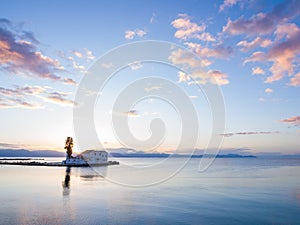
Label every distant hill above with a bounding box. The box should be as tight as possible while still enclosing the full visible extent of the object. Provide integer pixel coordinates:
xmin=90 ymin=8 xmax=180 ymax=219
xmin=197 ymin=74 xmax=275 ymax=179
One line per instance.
xmin=2 ymin=148 xmax=300 ymax=158
xmin=0 ymin=149 xmax=65 ymax=157
xmin=0 ymin=149 xmax=256 ymax=158
xmin=109 ymin=152 xmax=256 ymax=158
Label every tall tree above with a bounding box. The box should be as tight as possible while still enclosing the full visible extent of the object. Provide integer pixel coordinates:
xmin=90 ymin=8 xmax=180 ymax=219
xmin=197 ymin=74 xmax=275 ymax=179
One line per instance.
xmin=64 ymin=137 xmax=73 ymax=159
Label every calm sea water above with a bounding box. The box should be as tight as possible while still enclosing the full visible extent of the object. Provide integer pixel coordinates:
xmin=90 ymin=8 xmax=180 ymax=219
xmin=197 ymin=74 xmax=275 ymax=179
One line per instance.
xmin=0 ymin=157 xmax=300 ymax=225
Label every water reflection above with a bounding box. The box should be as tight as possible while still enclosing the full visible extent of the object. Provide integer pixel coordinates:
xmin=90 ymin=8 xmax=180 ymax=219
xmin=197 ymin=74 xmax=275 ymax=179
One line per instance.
xmin=61 ymin=166 xmax=108 ymax=195
xmin=80 ymin=166 xmax=107 ymax=181
xmin=62 ymin=166 xmax=71 ymax=196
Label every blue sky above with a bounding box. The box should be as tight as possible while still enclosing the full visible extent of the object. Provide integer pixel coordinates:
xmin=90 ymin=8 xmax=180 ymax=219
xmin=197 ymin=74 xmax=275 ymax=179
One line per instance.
xmin=0 ymin=0 xmax=299 ymax=154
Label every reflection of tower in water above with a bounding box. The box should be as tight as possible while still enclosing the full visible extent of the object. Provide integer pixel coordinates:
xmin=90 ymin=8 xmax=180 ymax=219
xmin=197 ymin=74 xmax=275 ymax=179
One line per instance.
xmin=62 ymin=166 xmax=71 ymax=196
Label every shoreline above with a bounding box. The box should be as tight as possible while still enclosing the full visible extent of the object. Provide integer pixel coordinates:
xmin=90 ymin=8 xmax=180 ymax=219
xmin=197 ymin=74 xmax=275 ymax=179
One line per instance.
xmin=0 ymin=160 xmax=120 ymax=167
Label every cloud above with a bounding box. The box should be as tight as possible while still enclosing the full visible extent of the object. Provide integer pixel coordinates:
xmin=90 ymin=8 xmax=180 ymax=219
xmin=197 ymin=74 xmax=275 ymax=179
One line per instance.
xmin=275 ymin=23 xmax=300 ymax=40
xmin=0 ymin=85 xmax=44 ymax=109
xmin=114 ymin=110 xmax=140 ymax=117
xmin=280 ymin=116 xmax=300 ymax=126
xmin=219 ymin=0 xmax=239 ymax=12
xmin=265 ymin=88 xmax=273 ymax=93
xmin=125 ymin=29 xmax=147 ymax=40
xmin=128 ymin=61 xmax=143 ymax=70
xmin=244 ymin=23 xmax=300 ymax=84
xmin=258 ymin=97 xmax=282 ymax=102
xmin=244 ymin=51 xmax=264 ymax=63
xmin=207 ymin=70 xmax=229 ymax=85
xmin=237 ymin=37 xmax=272 ymax=51
xmin=169 ymin=49 xmax=229 ymax=86
xmin=265 ymin=23 xmax=300 ymax=83
xmin=169 ymin=48 xmax=204 ymax=68
xmin=101 ymin=62 xmax=114 ymax=69
xmin=0 ymin=98 xmax=41 ymax=109
xmin=178 ymin=71 xmax=190 ymax=83
xmin=72 ymin=61 xmax=86 ymax=71
xmin=0 ymin=18 xmax=75 ymax=84
xmin=72 ymin=48 xmax=95 ymax=60
xmin=0 ymin=142 xmax=57 ymax=150
xmin=0 ymin=21 xmax=59 ymax=79
xmin=184 ymin=42 xmax=233 ymax=59
xmin=0 ymin=85 xmax=46 ymax=97
xmin=171 ymin=14 xmax=215 ymax=41
xmin=223 ymin=0 xmax=300 ymax=35
xmin=0 ymin=18 xmax=11 ymax=26
xmin=0 ymin=142 xmax=23 ymax=149
xmin=0 ymin=85 xmax=74 ymax=108
xmin=144 ymin=85 xmax=162 ymax=92
xmin=258 ymin=97 xmax=266 ymax=102
xmin=221 ymin=131 xmax=280 ymax=137
xmin=63 ymin=78 xmax=77 ymax=86
xmin=84 ymin=48 xmax=95 ymax=60
xmin=150 ymin=12 xmax=157 ymax=24
xmin=179 ymin=70 xmax=229 ymax=86
xmin=45 ymin=91 xmax=73 ymax=106
xmin=289 ymin=72 xmax=300 ymax=86
xmin=73 ymin=50 xmax=83 ymax=58
xmin=252 ymin=67 xmax=265 ymax=75
xmin=125 ymin=30 xmax=135 ymax=40
xmin=126 ymin=110 xmax=139 ymax=117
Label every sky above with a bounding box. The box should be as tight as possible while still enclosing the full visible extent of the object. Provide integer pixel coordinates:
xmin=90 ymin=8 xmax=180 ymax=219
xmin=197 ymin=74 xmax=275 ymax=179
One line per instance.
xmin=0 ymin=0 xmax=299 ymax=155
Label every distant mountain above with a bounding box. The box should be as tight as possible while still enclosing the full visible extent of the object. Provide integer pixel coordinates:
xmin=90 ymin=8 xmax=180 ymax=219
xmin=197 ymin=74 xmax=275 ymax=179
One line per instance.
xmin=0 ymin=149 xmax=256 ymax=158
xmin=0 ymin=149 xmax=65 ymax=157
xmin=257 ymin=153 xmax=300 ymax=158
xmin=7 ymin=148 xmax=300 ymax=159
xmin=109 ymin=152 xmax=256 ymax=158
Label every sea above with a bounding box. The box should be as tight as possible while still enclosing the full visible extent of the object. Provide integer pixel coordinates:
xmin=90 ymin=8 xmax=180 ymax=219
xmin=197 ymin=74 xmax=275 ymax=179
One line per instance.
xmin=0 ymin=157 xmax=300 ymax=225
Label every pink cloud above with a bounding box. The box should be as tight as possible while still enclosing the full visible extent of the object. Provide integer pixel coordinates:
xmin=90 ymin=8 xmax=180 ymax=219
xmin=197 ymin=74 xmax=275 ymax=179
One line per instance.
xmin=45 ymin=91 xmax=73 ymax=106
xmin=73 ymin=50 xmax=83 ymax=58
xmin=0 ymin=85 xmax=74 ymax=108
xmin=275 ymin=23 xmax=300 ymax=40
xmin=187 ymin=70 xmax=229 ymax=86
xmin=219 ymin=0 xmax=239 ymax=12
xmin=171 ymin=14 xmax=215 ymax=41
xmin=184 ymin=42 xmax=233 ymax=59
xmin=0 ymin=85 xmax=44 ymax=109
xmin=178 ymin=71 xmax=190 ymax=83
xmin=265 ymin=24 xmax=300 ymax=83
xmin=0 ymin=28 xmax=60 ymax=80
xmin=63 ymin=78 xmax=77 ymax=86
xmin=244 ymin=23 xmax=300 ymax=84
xmin=244 ymin=51 xmax=265 ymax=63
xmin=237 ymin=37 xmax=272 ymax=51
xmin=289 ymin=72 xmax=300 ymax=86
xmin=223 ymin=0 xmax=300 ymax=35
xmin=169 ymin=48 xmax=204 ymax=68
xmin=72 ymin=48 xmax=95 ymax=60
xmin=207 ymin=70 xmax=229 ymax=85
xmin=84 ymin=48 xmax=95 ymax=60
xmin=265 ymin=88 xmax=273 ymax=93
xmin=0 ymin=19 xmax=75 ymax=84
xmin=221 ymin=131 xmax=280 ymax=137
xmin=124 ymin=29 xmax=147 ymax=40
xmin=126 ymin=110 xmax=139 ymax=117
xmin=252 ymin=67 xmax=265 ymax=75
xmin=0 ymin=98 xmax=41 ymax=109
xmin=114 ymin=110 xmax=140 ymax=117
xmin=169 ymin=48 xmax=229 ymax=86
xmin=280 ymin=116 xmax=300 ymax=126
xmin=0 ymin=85 xmax=46 ymax=97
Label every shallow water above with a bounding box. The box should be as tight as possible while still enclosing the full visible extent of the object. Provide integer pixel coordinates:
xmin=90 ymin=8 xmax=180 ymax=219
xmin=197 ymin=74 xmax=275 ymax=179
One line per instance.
xmin=0 ymin=158 xmax=300 ymax=224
